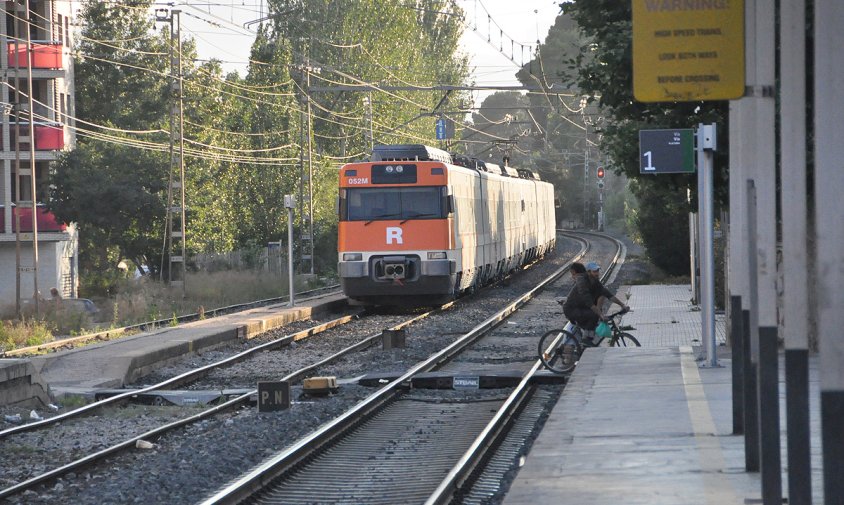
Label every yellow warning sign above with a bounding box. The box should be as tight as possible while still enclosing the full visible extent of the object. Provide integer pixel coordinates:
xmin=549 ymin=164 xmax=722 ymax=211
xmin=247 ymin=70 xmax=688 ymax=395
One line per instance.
xmin=632 ymin=0 xmax=744 ymax=102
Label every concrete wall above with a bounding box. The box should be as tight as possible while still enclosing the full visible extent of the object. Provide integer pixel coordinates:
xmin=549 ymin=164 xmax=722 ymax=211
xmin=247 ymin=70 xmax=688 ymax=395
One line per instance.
xmin=0 ymin=228 xmax=77 ymax=311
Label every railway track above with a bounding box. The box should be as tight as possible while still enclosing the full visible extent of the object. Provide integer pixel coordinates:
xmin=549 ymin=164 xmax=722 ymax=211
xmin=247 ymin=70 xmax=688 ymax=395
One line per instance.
xmin=199 ymin=231 xmax=623 ymax=505
xmin=0 ymin=305 xmax=451 ymax=500
xmin=0 ymin=231 xmax=624 ymax=504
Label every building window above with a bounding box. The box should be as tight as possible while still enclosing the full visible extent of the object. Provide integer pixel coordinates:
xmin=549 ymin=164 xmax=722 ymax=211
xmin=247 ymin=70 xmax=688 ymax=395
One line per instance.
xmin=57 ymin=14 xmax=63 ymax=43
xmin=60 ymin=92 xmax=66 ymax=123
xmin=65 ymin=17 xmax=70 ymax=46
xmin=66 ymin=94 xmax=72 ymax=127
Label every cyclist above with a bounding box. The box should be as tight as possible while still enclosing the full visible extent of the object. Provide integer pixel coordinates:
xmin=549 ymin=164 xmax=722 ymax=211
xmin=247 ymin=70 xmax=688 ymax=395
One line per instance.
xmin=562 ymin=262 xmax=605 ymax=344
xmin=585 ymin=261 xmax=630 ymax=316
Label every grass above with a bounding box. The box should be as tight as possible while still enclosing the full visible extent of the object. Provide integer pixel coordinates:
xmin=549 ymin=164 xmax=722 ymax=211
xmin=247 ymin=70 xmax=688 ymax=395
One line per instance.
xmin=58 ymin=395 xmax=90 ymax=409
xmin=0 ymin=319 xmax=53 ymax=353
xmin=0 ymin=269 xmax=335 ymax=352
xmin=110 ymin=269 xmax=324 ymax=325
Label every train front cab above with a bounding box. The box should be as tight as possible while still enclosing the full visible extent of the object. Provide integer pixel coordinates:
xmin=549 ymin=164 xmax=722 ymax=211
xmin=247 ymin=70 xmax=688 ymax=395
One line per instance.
xmin=337 ymin=161 xmax=457 ymax=305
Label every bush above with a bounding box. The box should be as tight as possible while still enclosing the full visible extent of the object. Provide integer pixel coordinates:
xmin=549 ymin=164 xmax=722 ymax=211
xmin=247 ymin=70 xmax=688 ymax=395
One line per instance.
xmin=79 ymin=269 xmax=126 ymax=298
xmin=631 ymin=180 xmax=691 ymax=276
xmin=0 ymin=319 xmax=54 ymax=352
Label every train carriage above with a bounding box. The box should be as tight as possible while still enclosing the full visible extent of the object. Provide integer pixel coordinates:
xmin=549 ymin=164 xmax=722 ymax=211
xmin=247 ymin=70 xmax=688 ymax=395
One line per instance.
xmin=338 ymin=144 xmax=555 ymax=306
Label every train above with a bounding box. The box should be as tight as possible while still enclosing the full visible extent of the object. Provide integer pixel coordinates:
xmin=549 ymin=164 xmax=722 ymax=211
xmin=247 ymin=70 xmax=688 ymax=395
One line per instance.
xmin=337 ymin=144 xmax=556 ymax=305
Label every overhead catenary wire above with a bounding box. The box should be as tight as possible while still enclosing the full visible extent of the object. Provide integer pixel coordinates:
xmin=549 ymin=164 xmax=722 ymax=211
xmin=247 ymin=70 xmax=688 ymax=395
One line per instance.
xmin=30 ymin=3 xmax=513 ymax=161
xmin=40 ymin=4 xmax=479 ymax=144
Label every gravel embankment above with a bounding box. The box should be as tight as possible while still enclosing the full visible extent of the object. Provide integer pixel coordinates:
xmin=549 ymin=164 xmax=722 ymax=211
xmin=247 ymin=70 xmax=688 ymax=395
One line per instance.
xmin=0 ymin=232 xmax=652 ymax=504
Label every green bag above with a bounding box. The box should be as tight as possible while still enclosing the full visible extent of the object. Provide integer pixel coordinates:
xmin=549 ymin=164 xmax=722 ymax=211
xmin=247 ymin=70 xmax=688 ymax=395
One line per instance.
xmin=595 ymin=321 xmax=612 ymax=338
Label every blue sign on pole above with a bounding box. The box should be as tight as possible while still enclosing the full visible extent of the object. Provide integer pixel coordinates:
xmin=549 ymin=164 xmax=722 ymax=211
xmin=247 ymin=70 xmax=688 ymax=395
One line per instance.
xmin=436 ymin=118 xmax=446 ymax=140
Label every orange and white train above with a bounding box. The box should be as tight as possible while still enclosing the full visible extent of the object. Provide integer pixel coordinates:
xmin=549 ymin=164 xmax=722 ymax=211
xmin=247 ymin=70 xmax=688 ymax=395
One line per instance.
xmin=337 ymin=144 xmax=556 ymax=305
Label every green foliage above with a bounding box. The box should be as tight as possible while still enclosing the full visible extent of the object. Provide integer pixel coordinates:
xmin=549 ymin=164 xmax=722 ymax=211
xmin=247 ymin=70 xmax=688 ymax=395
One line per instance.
xmin=74 ymin=0 xmax=170 ymax=129
xmin=629 ymin=179 xmax=690 ymax=275
xmin=48 ymin=0 xmax=471 ymax=313
xmin=603 ymin=183 xmax=631 ymax=232
xmin=49 ymin=141 xmax=168 ymax=282
xmin=0 ymin=319 xmax=53 ymax=352
xmin=557 ymin=1 xmax=729 ymax=260
xmin=266 ymin=0 xmax=469 ymax=154
xmin=48 ymin=1 xmax=183 ymax=277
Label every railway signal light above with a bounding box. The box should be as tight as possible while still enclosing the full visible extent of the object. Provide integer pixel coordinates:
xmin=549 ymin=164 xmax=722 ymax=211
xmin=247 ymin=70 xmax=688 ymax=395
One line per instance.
xmin=597 ymin=166 xmax=605 ymax=179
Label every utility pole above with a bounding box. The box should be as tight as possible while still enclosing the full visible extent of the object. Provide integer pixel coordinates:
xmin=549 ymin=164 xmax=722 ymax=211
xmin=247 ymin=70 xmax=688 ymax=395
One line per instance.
xmin=159 ymin=9 xmax=186 ymax=296
xmin=304 ymin=55 xmax=314 ymax=275
xmin=364 ymin=92 xmax=374 ymax=151
xmin=12 ymin=1 xmax=39 ymax=316
xmin=583 ymin=121 xmax=589 ymax=228
xmin=296 ymin=45 xmax=315 ymax=275
xmin=24 ymin=1 xmax=38 ymax=312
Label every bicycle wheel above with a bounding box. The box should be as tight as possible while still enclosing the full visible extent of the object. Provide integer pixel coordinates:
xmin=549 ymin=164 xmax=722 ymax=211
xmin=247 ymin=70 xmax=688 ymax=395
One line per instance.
xmin=610 ymin=332 xmax=641 ymax=347
xmin=538 ymin=329 xmax=582 ymax=373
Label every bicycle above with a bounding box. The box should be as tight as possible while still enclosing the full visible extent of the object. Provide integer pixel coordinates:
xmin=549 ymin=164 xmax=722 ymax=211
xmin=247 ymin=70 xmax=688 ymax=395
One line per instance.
xmin=538 ymin=307 xmax=640 ymax=374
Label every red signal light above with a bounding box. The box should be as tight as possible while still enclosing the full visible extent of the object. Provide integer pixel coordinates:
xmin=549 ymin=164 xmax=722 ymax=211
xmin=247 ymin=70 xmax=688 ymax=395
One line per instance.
xmin=597 ymin=167 xmax=605 ymax=179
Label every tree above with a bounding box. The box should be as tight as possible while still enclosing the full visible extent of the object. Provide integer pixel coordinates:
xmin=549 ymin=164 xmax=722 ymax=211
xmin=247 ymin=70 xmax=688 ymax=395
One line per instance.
xmin=265 ymin=0 xmax=469 ymax=154
xmin=50 ymin=141 xmax=168 ymax=274
xmin=74 ymin=1 xmax=169 ymax=129
xmin=558 ymin=1 xmax=729 ymax=273
xmin=50 ymin=0 xmax=474 ymax=285
xmin=243 ymin=0 xmax=470 ymax=269
xmin=511 ymin=11 xmax=609 ymax=228
xmin=49 ymin=0 xmax=174 ymax=279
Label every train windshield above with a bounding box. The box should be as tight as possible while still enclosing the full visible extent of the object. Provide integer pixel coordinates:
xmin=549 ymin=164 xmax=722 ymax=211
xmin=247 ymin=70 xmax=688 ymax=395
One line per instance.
xmin=342 ymin=186 xmax=446 ymax=222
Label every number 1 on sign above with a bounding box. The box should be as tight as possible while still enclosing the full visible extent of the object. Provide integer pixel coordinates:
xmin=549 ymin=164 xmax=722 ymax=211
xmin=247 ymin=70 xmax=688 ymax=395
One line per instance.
xmin=643 ymin=151 xmax=655 ymax=171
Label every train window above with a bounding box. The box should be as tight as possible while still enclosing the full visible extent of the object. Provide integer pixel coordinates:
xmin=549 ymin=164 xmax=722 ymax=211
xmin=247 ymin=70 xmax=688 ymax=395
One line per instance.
xmin=342 ymin=186 xmax=445 ymax=222
xmin=431 ymin=167 xmax=444 ymax=175
xmin=344 ymin=169 xmax=357 ymax=176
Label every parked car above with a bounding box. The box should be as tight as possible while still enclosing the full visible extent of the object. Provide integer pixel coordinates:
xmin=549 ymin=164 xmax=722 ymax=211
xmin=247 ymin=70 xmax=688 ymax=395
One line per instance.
xmin=61 ymin=298 xmax=99 ymax=316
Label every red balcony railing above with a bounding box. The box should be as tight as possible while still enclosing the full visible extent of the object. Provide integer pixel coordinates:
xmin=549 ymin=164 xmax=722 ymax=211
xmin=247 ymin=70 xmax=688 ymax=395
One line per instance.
xmin=8 ymin=123 xmax=64 ymax=150
xmin=7 ymin=41 xmax=63 ymax=69
xmin=0 ymin=205 xmax=67 ymax=233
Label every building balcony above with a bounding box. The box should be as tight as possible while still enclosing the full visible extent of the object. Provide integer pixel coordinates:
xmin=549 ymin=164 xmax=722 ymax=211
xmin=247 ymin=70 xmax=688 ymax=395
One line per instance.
xmin=0 ymin=205 xmax=67 ymax=233
xmin=7 ymin=41 xmax=63 ymax=69
xmin=6 ymin=123 xmax=64 ymax=151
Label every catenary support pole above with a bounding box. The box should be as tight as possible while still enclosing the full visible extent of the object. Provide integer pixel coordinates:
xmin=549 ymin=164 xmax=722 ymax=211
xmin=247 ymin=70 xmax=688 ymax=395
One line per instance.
xmin=286 ymin=200 xmax=295 ymax=308
xmin=24 ymin=2 xmax=39 ymax=315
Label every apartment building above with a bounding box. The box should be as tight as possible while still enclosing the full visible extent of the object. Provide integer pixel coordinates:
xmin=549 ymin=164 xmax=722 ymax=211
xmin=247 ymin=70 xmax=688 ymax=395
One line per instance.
xmin=0 ymin=0 xmax=77 ymax=311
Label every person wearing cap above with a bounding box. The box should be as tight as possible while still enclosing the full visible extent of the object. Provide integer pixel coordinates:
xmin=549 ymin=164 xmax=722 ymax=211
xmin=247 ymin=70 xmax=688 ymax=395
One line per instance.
xmin=585 ymin=262 xmax=629 ymax=316
xmin=562 ymin=262 xmax=605 ymax=344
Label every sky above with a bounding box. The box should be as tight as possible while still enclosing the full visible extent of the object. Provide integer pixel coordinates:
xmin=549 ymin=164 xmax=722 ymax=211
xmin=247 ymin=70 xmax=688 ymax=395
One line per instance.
xmin=174 ymin=0 xmax=561 ymax=105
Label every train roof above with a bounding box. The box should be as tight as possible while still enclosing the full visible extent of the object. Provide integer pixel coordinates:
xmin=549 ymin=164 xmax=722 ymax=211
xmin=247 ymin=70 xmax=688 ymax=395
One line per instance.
xmin=366 ymin=145 xmax=542 ymax=181
xmin=372 ymin=144 xmax=452 ymax=164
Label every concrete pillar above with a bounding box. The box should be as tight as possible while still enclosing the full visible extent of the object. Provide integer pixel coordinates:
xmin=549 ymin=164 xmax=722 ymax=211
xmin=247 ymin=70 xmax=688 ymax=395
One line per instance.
xmin=814 ymin=2 xmax=844 ymax=503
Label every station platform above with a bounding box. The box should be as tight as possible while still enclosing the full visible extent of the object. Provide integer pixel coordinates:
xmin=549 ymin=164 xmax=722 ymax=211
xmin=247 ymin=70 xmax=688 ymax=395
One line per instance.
xmin=504 ymin=284 xmax=823 ymax=504
xmin=0 ymin=292 xmax=347 ymax=405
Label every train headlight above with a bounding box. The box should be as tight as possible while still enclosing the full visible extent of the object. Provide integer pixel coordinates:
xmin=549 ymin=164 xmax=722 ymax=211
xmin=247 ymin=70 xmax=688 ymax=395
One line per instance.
xmin=343 ymin=253 xmax=363 ymax=261
xmin=427 ymin=252 xmax=447 ymax=260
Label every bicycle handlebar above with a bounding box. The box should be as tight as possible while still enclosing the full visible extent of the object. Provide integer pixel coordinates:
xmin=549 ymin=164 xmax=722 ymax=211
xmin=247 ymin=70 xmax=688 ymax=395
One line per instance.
xmin=605 ymin=307 xmax=630 ymax=319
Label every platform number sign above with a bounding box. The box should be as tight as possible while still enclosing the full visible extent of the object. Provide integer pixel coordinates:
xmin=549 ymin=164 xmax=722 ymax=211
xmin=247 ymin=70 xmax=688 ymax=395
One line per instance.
xmin=639 ymin=129 xmax=695 ymax=174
